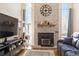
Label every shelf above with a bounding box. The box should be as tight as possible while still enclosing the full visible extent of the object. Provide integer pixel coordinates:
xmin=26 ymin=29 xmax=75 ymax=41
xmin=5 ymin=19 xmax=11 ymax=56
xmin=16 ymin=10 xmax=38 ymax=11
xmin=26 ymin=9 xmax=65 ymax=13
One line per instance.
xmin=10 ymin=45 xmax=24 ymax=56
xmin=1 ymin=21 xmax=15 ymax=27
xmin=38 ymin=21 xmax=56 ymax=27
xmin=0 ymin=39 xmax=24 ymax=56
xmin=38 ymin=24 xmax=56 ymax=27
xmin=4 ymin=45 xmax=24 ymax=56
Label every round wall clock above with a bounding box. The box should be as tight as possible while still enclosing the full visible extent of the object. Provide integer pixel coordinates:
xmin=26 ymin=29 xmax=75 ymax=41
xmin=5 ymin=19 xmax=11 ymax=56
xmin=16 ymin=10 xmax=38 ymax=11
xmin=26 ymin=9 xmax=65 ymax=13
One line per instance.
xmin=40 ymin=4 xmax=52 ymax=16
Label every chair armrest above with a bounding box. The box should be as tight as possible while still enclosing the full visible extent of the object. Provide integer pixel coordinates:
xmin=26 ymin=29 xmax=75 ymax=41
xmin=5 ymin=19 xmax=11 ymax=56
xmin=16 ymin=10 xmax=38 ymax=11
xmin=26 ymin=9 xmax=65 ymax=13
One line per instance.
xmin=57 ymin=40 xmax=64 ymax=43
xmin=57 ymin=40 xmax=64 ymax=45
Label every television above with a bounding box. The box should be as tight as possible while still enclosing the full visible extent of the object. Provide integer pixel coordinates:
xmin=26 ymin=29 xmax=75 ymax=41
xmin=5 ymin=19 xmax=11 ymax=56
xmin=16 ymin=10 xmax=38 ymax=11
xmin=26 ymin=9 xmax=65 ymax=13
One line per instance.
xmin=0 ymin=13 xmax=18 ymax=38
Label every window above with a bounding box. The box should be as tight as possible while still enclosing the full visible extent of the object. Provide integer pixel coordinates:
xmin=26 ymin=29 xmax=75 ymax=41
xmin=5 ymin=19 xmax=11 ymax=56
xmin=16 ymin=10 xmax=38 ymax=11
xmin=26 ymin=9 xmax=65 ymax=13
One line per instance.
xmin=61 ymin=3 xmax=70 ymax=37
xmin=24 ymin=3 xmax=32 ymax=35
xmin=23 ymin=3 xmax=32 ymax=45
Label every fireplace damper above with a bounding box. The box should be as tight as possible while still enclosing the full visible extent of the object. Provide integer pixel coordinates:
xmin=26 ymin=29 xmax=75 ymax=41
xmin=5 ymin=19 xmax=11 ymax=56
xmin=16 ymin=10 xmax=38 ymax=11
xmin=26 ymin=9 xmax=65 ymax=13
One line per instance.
xmin=38 ymin=33 xmax=54 ymax=47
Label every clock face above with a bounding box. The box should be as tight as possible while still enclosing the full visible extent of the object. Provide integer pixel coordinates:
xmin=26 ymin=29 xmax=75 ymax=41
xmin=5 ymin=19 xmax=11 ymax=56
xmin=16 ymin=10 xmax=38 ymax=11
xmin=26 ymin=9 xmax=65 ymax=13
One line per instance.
xmin=40 ymin=4 xmax=52 ymax=16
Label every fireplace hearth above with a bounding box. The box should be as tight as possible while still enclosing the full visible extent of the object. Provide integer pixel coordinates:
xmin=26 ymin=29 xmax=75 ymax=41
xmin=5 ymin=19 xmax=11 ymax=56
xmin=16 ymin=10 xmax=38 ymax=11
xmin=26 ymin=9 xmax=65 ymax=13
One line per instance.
xmin=38 ymin=33 xmax=54 ymax=47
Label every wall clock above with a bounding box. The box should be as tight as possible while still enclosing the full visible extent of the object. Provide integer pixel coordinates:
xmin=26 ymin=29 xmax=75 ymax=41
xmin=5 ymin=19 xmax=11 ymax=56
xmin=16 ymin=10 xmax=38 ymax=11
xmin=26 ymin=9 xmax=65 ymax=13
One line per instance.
xmin=40 ymin=4 xmax=52 ymax=16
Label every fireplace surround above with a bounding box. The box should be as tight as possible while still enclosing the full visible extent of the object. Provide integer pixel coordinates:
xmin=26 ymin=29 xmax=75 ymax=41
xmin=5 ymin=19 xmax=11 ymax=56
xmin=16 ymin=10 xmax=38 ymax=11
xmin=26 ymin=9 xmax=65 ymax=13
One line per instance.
xmin=38 ymin=33 xmax=54 ymax=47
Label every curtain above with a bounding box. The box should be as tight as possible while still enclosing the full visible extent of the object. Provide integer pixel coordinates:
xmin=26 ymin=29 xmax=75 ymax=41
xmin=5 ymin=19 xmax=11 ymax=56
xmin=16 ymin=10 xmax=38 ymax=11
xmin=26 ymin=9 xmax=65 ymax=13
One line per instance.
xmin=67 ymin=8 xmax=73 ymax=36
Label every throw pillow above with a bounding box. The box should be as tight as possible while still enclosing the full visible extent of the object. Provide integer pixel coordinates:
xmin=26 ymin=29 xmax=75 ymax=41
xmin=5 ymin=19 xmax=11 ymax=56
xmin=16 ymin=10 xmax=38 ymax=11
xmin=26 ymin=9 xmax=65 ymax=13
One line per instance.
xmin=72 ymin=38 xmax=79 ymax=47
xmin=71 ymin=32 xmax=79 ymax=38
xmin=76 ymin=40 xmax=79 ymax=49
xmin=71 ymin=32 xmax=79 ymax=47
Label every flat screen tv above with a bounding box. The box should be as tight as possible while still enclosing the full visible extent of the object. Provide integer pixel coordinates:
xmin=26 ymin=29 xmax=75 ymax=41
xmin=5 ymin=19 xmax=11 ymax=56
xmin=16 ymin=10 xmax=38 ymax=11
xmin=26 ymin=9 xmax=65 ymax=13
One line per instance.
xmin=0 ymin=13 xmax=18 ymax=38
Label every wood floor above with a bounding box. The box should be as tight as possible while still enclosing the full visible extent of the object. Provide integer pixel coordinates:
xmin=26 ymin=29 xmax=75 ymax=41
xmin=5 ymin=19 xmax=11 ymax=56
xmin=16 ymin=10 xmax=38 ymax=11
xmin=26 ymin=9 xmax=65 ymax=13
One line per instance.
xmin=17 ymin=48 xmax=59 ymax=56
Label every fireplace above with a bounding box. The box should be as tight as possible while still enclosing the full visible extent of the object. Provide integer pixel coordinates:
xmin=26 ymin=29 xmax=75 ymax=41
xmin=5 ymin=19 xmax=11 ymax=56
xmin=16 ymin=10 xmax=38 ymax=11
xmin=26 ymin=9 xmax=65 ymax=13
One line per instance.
xmin=38 ymin=33 xmax=54 ymax=47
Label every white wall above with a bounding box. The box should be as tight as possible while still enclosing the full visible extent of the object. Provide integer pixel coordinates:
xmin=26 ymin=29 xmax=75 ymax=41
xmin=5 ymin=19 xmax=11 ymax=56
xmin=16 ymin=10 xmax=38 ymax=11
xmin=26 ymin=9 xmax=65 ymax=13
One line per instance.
xmin=0 ymin=3 xmax=21 ymax=19
xmin=72 ymin=4 xmax=79 ymax=32
xmin=0 ymin=3 xmax=23 ymax=37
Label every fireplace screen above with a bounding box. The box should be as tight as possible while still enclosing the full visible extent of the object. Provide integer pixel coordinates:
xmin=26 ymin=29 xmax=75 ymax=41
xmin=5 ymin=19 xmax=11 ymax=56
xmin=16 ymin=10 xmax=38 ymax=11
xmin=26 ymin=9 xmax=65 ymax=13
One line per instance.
xmin=38 ymin=33 xmax=54 ymax=47
xmin=41 ymin=39 xmax=51 ymax=46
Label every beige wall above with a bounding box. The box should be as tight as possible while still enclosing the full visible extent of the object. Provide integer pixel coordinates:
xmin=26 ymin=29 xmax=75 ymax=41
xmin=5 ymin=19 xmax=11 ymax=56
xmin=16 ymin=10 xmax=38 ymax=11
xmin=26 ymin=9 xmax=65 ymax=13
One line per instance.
xmin=72 ymin=4 xmax=79 ymax=32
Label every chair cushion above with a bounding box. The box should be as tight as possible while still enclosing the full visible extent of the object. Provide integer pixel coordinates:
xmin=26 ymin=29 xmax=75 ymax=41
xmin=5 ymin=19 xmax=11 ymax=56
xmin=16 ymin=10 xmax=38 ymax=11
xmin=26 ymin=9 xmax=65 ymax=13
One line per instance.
xmin=65 ymin=51 xmax=79 ymax=56
xmin=65 ymin=51 xmax=76 ymax=56
xmin=63 ymin=37 xmax=73 ymax=45
xmin=61 ymin=44 xmax=78 ymax=52
xmin=76 ymin=40 xmax=79 ymax=49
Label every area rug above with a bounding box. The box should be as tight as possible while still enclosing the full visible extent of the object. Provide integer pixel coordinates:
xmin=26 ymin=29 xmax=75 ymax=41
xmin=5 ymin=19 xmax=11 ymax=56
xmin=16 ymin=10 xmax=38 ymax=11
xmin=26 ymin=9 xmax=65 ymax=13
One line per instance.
xmin=26 ymin=50 xmax=52 ymax=56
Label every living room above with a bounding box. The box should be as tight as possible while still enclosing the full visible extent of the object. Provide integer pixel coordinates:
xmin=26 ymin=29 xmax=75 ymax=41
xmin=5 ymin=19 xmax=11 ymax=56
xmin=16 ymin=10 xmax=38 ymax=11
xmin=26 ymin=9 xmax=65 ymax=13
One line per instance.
xmin=0 ymin=2 xmax=79 ymax=56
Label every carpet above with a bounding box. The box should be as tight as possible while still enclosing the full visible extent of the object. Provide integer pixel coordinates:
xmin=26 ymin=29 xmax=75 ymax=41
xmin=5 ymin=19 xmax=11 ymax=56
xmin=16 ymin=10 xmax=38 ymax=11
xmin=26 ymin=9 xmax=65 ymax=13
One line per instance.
xmin=26 ymin=50 xmax=52 ymax=56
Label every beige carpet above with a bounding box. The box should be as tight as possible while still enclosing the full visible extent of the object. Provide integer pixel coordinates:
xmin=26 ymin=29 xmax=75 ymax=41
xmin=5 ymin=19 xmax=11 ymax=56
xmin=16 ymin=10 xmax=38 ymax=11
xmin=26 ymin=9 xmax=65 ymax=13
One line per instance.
xmin=17 ymin=48 xmax=58 ymax=56
xmin=25 ymin=50 xmax=54 ymax=56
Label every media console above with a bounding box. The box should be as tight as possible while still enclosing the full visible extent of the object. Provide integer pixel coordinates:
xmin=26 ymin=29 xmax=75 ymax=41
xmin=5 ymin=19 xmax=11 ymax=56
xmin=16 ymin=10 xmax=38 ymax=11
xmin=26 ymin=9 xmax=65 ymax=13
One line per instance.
xmin=0 ymin=38 xmax=25 ymax=56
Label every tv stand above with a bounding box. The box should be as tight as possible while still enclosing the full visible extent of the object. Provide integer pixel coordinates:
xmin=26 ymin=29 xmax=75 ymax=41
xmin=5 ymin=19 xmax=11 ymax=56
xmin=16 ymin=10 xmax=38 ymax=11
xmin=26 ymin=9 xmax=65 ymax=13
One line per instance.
xmin=0 ymin=38 xmax=25 ymax=56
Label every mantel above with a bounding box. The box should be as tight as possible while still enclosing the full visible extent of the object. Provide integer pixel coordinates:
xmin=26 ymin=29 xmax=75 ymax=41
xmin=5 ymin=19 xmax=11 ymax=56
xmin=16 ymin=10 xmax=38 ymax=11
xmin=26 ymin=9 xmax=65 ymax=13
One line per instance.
xmin=37 ymin=21 xmax=56 ymax=27
xmin=38 ymin=24 xmax=56 ymax=27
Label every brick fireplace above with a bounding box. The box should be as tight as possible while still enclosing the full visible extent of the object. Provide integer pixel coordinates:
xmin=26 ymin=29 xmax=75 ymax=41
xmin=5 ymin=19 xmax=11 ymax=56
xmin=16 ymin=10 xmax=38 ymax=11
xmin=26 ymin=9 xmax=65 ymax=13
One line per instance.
xmin=38 ymin=33 xmax=54 ymax=47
